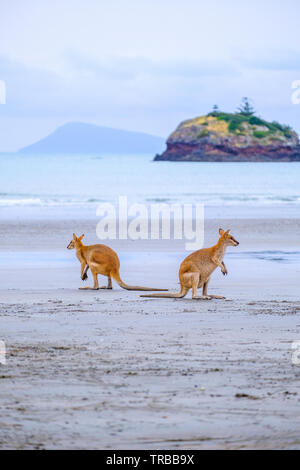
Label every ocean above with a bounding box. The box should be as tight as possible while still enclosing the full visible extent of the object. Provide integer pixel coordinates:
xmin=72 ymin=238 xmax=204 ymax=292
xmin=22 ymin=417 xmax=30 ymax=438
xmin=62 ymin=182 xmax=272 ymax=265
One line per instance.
xmin=0 ymin=152 xmax=300 ymax=220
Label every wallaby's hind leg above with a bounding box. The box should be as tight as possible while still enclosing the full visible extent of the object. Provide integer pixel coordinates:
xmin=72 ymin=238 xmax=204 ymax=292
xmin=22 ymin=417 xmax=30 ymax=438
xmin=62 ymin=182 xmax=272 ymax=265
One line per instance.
xmin=107 ymin=276 xmax=112 ymax=289
xmin=97 ymin=275 xmax=113 ymax=289
xmin=79 ymin=268 xmax=99 ymax=290
xmin=191 ymin=274 xmax=212 ymax=300
xmin=203 ymin=280 xmax=225 ymax=300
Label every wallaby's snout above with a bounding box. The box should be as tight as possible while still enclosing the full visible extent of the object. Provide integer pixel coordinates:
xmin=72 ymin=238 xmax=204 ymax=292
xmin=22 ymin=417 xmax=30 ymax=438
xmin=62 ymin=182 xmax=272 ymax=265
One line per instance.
xmin=230 ymin=236 xmax=239 ymax=247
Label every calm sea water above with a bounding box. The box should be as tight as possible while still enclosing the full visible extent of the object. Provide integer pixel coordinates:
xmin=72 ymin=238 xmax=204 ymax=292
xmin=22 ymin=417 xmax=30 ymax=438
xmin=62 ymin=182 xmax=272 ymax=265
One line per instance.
xmin=0 ymin=153 xmax=300 ymax=219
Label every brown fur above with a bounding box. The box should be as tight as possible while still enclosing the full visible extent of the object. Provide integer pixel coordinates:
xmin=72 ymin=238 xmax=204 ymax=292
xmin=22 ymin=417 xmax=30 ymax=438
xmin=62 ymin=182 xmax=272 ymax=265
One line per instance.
xmin=141 ymin=229 xmax=239 ymax=300
xmin=67 ymin=234 xmax=167 ymax=291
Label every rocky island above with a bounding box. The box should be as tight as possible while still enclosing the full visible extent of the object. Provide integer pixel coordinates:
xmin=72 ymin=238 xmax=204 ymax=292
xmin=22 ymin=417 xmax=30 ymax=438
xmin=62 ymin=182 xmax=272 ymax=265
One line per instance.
xmin=155 ymin=100 xmax=300 ymax=162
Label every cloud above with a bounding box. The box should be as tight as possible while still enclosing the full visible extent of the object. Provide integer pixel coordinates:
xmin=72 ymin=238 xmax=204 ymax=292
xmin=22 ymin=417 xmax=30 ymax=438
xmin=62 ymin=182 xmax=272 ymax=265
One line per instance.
xmin=235 ymin=50 xmax=300 ymax=71
xmin=64 ymin=50 xmax=238 ymax=79
xmin=0 ymin=55 xmax=65 ymax=116
xmin=0 ymin=52 xmax=239 ymax=118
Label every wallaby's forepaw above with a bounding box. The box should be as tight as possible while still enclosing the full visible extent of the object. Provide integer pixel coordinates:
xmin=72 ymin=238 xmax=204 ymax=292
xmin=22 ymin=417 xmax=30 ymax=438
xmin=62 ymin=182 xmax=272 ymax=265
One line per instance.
xmin=82 ymin=273 xmax=88 ymax=281
xmin=222 ymin=269 xmax=228 ymax=276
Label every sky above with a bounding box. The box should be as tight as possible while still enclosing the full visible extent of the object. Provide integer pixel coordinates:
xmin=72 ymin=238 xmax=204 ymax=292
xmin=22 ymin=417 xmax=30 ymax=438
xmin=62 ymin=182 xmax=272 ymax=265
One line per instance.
xmin=0 ymin=0 xmax=300 ymax=151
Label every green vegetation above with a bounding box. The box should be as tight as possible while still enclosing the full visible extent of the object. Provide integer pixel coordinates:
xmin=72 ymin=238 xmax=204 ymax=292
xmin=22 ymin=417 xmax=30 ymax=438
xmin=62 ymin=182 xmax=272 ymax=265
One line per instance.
xmin=253 ymin=130 xmax=269 ymax=139
xmin=237 ymin=97 xmax=255 ymax=116
xmin=249 ymin=116 xmax=265 ymax=126
xmin=207 ymin=111 xmax=249 ymax=133
xmin=228 ymin=115 xmax=248 ymax=133
xmin=208 ymin=98 xmax=295 ymax=139
xmin=198 ymin=129 xmax=209 ymax=138
xmin=282 ymin=126 xmax=293 ymax=139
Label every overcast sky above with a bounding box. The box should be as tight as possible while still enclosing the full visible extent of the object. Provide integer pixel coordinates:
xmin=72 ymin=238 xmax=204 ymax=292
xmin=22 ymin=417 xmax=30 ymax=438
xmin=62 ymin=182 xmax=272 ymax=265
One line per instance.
xmin=0 ymin=0 xmax=300 ymax=151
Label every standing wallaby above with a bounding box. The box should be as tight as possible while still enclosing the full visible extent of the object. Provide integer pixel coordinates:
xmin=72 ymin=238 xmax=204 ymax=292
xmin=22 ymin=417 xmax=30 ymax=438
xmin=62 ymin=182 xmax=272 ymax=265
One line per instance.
xmin=67 ymin=234 xmax=167 ymax=292
xmin=141 ymin=229 xmax=239 ymax=300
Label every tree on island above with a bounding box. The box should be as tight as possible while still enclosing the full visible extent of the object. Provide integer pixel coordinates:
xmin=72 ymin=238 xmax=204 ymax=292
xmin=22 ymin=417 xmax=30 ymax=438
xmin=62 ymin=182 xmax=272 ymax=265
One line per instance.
xmin=237 ymin=97 xmax=255 ymax=116
xmin=208 ymin=104 xmax=221 ymax=117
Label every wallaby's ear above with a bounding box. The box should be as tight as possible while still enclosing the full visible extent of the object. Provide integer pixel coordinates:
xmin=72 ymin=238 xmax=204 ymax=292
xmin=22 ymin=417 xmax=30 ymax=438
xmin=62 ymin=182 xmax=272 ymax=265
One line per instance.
xmin=79 ymin=234 xmax=84 ymax=241
xmin=73 ymin=233 xmax=77 ymax=240
xmin=219 ymin=228 xmax=224 ymax=236
xmin=225 ymin=229 xmax=231 ymax=235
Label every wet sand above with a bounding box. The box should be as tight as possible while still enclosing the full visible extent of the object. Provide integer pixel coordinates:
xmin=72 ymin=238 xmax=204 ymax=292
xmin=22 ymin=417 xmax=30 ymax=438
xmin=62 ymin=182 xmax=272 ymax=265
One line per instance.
xmin=0 ymin=217 xmax=300 ymax=449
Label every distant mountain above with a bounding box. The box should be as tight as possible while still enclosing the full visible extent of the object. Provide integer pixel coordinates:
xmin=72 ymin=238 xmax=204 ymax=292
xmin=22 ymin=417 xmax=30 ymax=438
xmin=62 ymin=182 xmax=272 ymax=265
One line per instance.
xmin=19 ymin=122 xmax=165 ymax=154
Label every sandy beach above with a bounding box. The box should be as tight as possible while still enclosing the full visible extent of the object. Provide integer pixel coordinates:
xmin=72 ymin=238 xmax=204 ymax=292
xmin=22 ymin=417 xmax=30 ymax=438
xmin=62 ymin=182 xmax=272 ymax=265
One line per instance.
xmin=0 ymin=216 xmax=300 ymax=449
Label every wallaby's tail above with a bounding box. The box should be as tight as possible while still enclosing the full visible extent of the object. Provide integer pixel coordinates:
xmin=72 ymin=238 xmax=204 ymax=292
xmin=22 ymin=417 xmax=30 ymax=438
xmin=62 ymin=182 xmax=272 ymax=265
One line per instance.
xmin=111 ymin=271 xmax=168 ymax=292
xmin=140 ymin=286 xmax=189 ymax=298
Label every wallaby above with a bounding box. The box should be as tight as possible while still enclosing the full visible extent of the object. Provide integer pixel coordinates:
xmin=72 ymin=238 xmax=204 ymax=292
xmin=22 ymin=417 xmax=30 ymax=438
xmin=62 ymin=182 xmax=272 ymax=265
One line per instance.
xmin=67 ymin=234 xmax=168 ymax=291
xmin=141 ymin=229 xmax=239 ymax=300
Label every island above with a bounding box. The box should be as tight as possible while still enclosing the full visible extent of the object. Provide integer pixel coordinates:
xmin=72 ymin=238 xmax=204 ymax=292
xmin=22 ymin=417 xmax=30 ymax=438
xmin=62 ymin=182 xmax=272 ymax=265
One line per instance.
xmin=155 ymin=99 xmax=300 ymax=162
